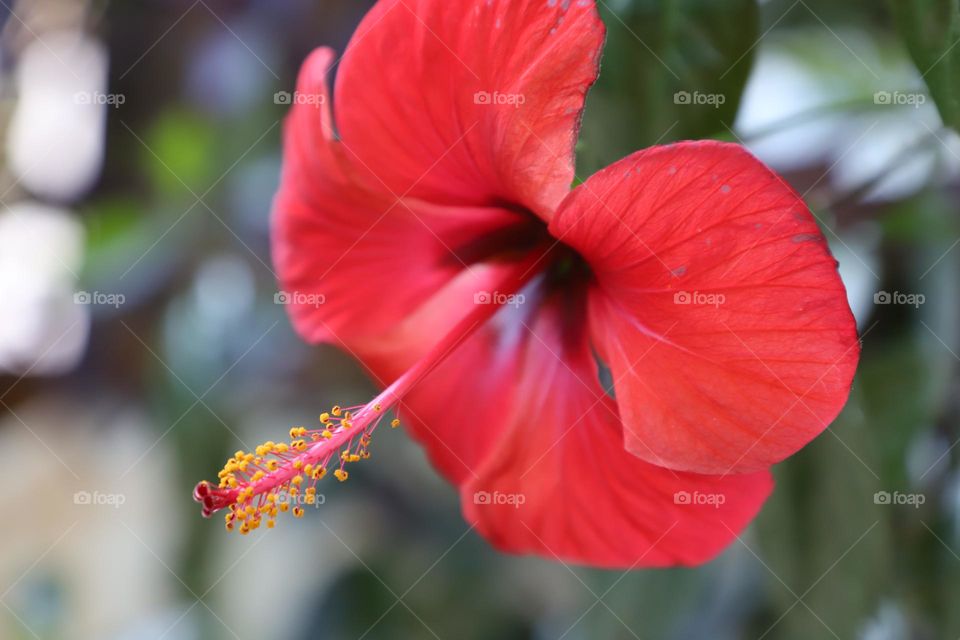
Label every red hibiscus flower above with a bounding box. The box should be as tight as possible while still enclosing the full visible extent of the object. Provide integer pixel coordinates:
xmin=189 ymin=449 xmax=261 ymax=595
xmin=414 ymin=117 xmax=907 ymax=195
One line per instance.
xmin=194 ymin=0 xmax=859 ymax=568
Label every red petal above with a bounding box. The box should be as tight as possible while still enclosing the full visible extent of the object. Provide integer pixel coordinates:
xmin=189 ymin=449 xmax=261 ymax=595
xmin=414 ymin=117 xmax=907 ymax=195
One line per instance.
xmin=549 ymin=141 xmax=860 ymax=475
xmin=359 ymin=294 xmax=772 ymax=568
xmin=273 ymin=48 xmax=524 ymax=343
xmin=333 ymin=0 xmax=605 ymax=218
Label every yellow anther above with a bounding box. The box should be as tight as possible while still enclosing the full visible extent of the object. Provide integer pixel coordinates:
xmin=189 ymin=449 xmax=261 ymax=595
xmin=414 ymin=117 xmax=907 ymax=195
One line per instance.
xmin=306 ymin=487 xmax=316 ymax=496
xmin=313 ymin=467 xmax=327 ymax=480
xmin=319 ymin=412 xmax=330 ymax=423
xmin=251 ymin=471 xmax=265 ymax=482
xmin=360 ymin=451 xmax=371 ymax=460
xmin=332 ymin=406 xmax=342 ymax=417
xmin=267 ymin=460 xmax=279 ymax=471
xmin=293 ymin=507 xmax=304 ymax=518
xmin=334 ymin=469 xmax=348 ymax=482
xmin=292 ymin=475 xmax=304 ymax=486
xmin=279 ymin=503 xmax=289 ymax=513
xmin=391 ymin=418 xmax=400 ymax=428
xmin=293 ymin=459 xmax=303 ymax=470
xmin=321 ymin=430 xmax=333 ymax=439
xmin=374 ymin=403 xmax=382 ymax=412
xmin=267 ymin=520 xmax=275 ymax=529
xmin=304 ymin=464 xmax=313 ymax=475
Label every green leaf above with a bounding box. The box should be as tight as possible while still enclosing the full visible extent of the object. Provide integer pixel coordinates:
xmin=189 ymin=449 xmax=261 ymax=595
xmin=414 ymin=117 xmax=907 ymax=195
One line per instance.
xmin=890 ymin=0 xmax=960 ymax=132
xmin=578 ymin=0 xmax=759 ymax=174
xmin=142 ymin=110 xmax=217 ymax=198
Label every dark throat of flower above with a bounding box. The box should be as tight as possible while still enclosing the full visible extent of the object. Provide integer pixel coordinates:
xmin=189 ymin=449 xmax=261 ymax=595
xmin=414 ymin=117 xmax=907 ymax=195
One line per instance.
xmin=193 ymin=249 xmax=549 ymax=534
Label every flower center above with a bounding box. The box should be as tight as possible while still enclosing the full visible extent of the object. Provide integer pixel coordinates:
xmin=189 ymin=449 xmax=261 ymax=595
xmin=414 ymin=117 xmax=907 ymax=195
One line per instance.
xmin=193 ymin=249 xmax=550 ymax=534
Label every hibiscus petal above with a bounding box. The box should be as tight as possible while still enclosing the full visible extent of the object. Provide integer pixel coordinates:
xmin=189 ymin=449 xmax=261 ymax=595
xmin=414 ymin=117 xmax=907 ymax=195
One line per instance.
xmin=333 ymin=0 xmax=605 ymax=218
xmin=273 ymin=47 xmax=527 ymax=344
xmin=549 ymin=141 xmax=860 ymax=475
xmin=358 ymin=292 xmax=773 ymax=568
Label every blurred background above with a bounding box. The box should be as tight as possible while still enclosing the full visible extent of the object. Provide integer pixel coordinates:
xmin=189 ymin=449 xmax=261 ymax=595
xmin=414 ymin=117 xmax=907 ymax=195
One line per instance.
xmin=1 ymin=0 xmax=958 ymax=638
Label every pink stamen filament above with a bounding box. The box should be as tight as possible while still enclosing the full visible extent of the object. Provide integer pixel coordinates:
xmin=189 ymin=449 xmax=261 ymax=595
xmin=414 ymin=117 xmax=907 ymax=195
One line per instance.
xmin=194 ymin=252 xmax=545 ymax=532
